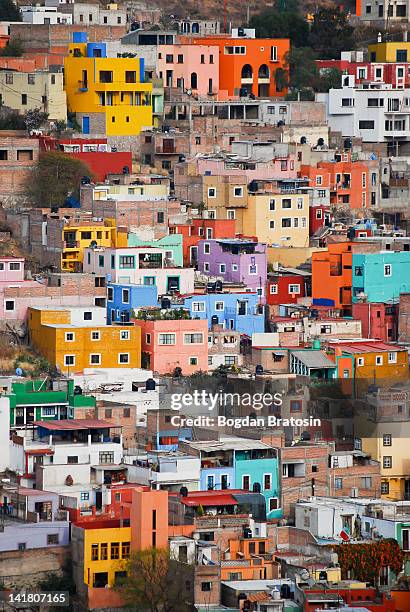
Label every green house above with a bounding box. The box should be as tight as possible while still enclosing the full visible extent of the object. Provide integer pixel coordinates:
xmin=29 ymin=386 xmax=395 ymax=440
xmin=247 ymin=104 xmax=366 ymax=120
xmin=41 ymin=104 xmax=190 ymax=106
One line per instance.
xmin=6 ymin=379 xmax=96 ymax=428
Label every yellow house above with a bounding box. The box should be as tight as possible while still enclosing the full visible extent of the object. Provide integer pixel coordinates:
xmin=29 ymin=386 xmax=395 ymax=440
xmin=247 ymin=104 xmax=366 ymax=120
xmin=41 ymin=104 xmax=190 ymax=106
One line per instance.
xmin=368 ymin=41 xmax=410 ymax=63
xmin=244 ymin=192 xmax=309 ymax=247
xmin=82 ymin=525 xmax=131 ymax=588
xmin=92 ymin=183 xmax=169 ymax=200
xmin=62 ymin=218 xmax=127 ymax=272
xmin=64 ymin=34 xmax=152 ymax=136
xmin=0 ymin=71 xmax=67 ymax=121
xmin=28 ymin=306 xmax=141 ymax=373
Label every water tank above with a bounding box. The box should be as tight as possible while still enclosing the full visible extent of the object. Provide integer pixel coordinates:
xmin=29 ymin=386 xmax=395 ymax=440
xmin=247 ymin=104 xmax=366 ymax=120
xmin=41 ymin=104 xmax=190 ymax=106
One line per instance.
xmin=271 ymin=588 xmax=280 ymax=601
xmin=255 ymin=364 xmax=264 ymax=375
xmin=161 ymin=297 xmax=171 ymax=309
xmin=312 ymin=339 xmax=321 ymax=350
xmin=180 ymin=486 xmax=188 ymax=497
xmin=145 ymin=378 xmax=156 ymax=391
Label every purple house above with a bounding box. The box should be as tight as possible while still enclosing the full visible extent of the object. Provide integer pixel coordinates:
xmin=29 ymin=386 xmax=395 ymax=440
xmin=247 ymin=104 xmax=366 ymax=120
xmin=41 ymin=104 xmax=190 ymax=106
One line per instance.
xmin=197 ymin=238 xmax=267 ymax=299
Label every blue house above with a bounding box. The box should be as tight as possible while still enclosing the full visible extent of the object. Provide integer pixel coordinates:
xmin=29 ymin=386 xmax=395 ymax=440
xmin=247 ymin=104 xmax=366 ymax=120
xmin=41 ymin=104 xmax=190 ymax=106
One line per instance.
xmin=184 ymin=438 xmax=280 ymax=519
xmin=352 ymin=251 xmax=410 ymax=303
xmin=107 ymin=283 xmax=158 ymax=324
xmin=174 ymin=292 xmax=265 ymax=335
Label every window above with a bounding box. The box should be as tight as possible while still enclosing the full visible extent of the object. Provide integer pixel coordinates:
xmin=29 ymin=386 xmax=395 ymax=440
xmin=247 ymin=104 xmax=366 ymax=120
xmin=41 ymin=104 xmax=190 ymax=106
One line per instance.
xmin=359 ymin=120 xmax=375 ymax=130
xmin=357 ymin=357 xmax=364 ymax=366
xmin=269 ymin=220 xmax=275 ymax=229
xmin=91 ymin=331 xmax=100 ymax=341
xmin=201 ymin=582 xmax=212 ymax=592
xmin=335 ymin=477 xmax=343 ymax=489
xmin=65 ymin=332 xmax=75 ymax=342
xmin=361 ymin=477 xmax=372 ymax=489
xmin=234 ymin=186 xmax=243 ymax=197
xmin=381 ymin=482 xmax=389 ymax=494
xmin=282 ymin=198 xmax=291 ymax=209
xmin=111 ymin=542 xmax=120 ymax=559
xmin=316 ymin=176 xmax=323 ymax=185
xmin=91 ymin=544 xmax=99 ymax=560
xmin=21 ymin=94 xmax=27 ymax=105
xmin=290 ymin=400 xmax=302 ymax=412
xmin=80 ymin=492 xmax=89 ymax=501
xmin=383 ymin=434 xmax=392 ymax=446
xmin=100 ymin=543 xmax=108 ymax=560
xmin=269 ymin=498 xmax=278 ymax=512
xmin=122 ymin=542 xmax=130 ymax=558
xmin=192 ymin=302 xmax=205 ymax=312
xmin=204 ymin=243 xmax=210 ymax=254
xmin=122 ymin=289 xmax=130 ymax=304
xmin=224 ymin=356 xmax=236 ymax=366
xmin=270 ymin=284 xmax=278 ymax=295
xmin=18 ymin=543 xmax=26 ymax=551
xmin=120 ymin=330 xmax=130 ymax=340
xmin=388 ymin=352 xmax=397 ymax=363
xmin=376 ymin=355 xmax=383 ymax=366
xmin=242 ymin=475 xmax=250 ymax=490
xmin=159 ymin=333 xmax=176 ymax=345
xmin=208 ymin=187 xmax=216 ymax=198
xmin=184 ymin=333 xmax=203 ymax=344
xmin=125 ymin=71 xmax=136 ymax=83
xmin=177 ymin=54 xmax=184 ymax=63
xmin=166 ymin=54 xmax=174 ymax=63
xmin=64 ymin=355 xmax=75 ymax=366
xmin=210 ymin=54 xmax=214 ymax=64
xmin=42 ymin=406 xmax=56 ymax=417
xmin=189 ymin=357 xmax=198 ymax=366
xmin=282 ymin=218 xmax=291 ymax=228
xmin=227 ymin=210 xmax=235 ymax=220
xmin=204 ymin=262 xmax=209 ymax=272
xmin=341 ymin=98 xmax=354 ymax=107
xmin=220 ymin=264 xmax=226 ymax=273
xmin=119 ymin=256 xmax=135 ymax=269
xmin=146 ymin=333 xmax=151 ymax=345
xmin=90 ymin=354 xmax=101 ymax=365
xmin=270 ymin=46 xmax=277 ymax=61
xmin=157 ymin=211 xmax=165 ymax=224
xmin=67 ymin=456 xmax=78 ymax=464
xmin=100 ymin=451 xmax=114 ymax=464
xmin=383 ymin=456 xmax=392 ymax=469
xmin=397 ymin=49 xmax=408 ymax=62
xmin=6 ymin=73 xmax=13 ymax=84
xmin=118 ymin=353 xmax=129 ymax=364
xmin=10 ymin=261 xmax=21 ymax=271
xmin=264 ymin=474 xmax=272 ymax=490
xmin=83 ymin=311 xmax=92 ymax=321
xmin=99 ymin=71 xmax=113 ymax=83
xmin=269 ymin=198 xmax=275 ymax=210
xmin=289 ymin=284 xmax=300 ymax=294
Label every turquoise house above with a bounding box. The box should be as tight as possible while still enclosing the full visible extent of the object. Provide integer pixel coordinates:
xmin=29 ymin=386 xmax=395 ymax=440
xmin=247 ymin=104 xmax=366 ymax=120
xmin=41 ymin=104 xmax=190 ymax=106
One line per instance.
xmin=352 ymin=251 xmax=410 ymax=303
xmin=127 ymin=234 xmax=183 ymax=268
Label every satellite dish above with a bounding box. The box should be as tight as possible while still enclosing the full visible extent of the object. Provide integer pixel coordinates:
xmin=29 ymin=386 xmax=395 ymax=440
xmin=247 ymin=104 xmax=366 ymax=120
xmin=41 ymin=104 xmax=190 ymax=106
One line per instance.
xmin=15 ymin=367 xmax=23 ymax=377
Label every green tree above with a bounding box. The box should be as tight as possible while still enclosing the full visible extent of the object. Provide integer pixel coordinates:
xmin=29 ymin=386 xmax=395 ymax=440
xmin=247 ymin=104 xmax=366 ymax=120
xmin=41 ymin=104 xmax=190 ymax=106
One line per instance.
xmin=0 ymin=0 xmax=21 ymax=21
xmin=317 ymin=67 xmax=342 ymax=92
xmin=27 ymin=152 xmax=92 ymax=208
xmin=24 ymin=108 xmax=49 ymax=133
xmin=310 ymin=8 xmax=355 ymax=60
xmin=0 ymin=108 xmax=26 ymax=130
xmin=285 ymin=47 xmax=320 ymax=94
xmin=250 ymin=10 xmax=310 ymax=47
xmin=116 ymin=548 xmax=192 ymax=612
xmin=0 ymin=37 xmax=24 ymax=57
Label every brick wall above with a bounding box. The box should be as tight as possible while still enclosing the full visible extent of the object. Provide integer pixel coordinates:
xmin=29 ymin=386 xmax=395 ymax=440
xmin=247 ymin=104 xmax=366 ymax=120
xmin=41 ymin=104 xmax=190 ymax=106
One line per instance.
xmin=399 ymin=293 xmax=410 ymax=342
xmin=330 ymin=462 xmax=381 ymax=498
xmin=0 ymin=546 xmax=69 ymax=589
xmin=0 ymin=134 xmax=39 ymax=208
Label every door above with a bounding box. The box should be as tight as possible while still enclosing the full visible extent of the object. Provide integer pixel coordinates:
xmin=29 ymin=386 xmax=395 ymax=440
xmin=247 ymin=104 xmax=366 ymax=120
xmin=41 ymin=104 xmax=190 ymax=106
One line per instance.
xmin=167 ymin=276 xmax=180 ymax=293
xmin=95 ymin=490 xmax=102 ymax=510
xmin=221 ymin=474 xmax=229 ymax=490
xmin=190 ymin=246 xmax=198 ymax=265
xmin=82 ymin=116 xmax=90 ymax=135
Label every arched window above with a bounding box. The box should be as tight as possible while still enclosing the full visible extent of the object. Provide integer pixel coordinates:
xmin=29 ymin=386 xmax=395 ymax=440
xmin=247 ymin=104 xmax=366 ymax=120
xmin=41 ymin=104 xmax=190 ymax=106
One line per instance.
xmin=258 ymin=64 xmax=269 ymax=79
xmin=190 ymin=72 xmax=198 ymax=89
xmin=241 ymin=64 xmax=253 ymax=79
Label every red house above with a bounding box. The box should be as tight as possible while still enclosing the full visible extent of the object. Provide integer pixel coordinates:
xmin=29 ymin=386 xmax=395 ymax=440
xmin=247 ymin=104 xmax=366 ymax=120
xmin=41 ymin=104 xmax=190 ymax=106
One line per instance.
xmin=38 ymin=136 xmax=133 ymax=182
xmin=352 ymin=302 xmax=398 ymax=341
xmin=309 ymin=205 xmax=331 ymax=237
xmin=267 ymin=269 xmax=308 ymax=306
xmin=317 ymin=54 xmax=410 ymax=89
xmin=169 ymin=218 xmax=236 ymax=266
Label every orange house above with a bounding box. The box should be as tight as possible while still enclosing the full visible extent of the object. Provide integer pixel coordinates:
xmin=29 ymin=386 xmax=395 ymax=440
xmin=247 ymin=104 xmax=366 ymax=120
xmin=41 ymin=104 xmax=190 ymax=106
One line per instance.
xmin=169 ymin=218 xmax=236 ymax=266
xmin=188 ymin=35 xmax=290 ymax=98
xmin=313 ymin=157 xmax=378 ymax=210
xmin=311 ymin=243 xmax=353 ymax=315
xmin=221 ymin=536 xmax=280 ymax=581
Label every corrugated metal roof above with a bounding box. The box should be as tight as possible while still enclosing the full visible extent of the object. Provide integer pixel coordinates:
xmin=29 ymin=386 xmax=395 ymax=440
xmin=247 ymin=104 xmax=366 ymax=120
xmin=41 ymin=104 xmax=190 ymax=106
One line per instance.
xmin=291 ymin=350 xmax=335 ymax=369
xmin=34 ymin=419 xmax=115 ymax=430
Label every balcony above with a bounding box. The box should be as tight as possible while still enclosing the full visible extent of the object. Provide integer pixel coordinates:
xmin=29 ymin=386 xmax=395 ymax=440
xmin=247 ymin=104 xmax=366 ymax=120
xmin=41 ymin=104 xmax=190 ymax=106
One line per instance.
xmin=63 ymin=241 xmax=80 ymax=249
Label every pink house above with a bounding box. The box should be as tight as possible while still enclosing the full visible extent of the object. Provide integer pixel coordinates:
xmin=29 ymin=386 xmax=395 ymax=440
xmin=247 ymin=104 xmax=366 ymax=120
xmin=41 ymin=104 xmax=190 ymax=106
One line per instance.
xmin=158 ymin=44 xmax=220 ymax=97
xmin=0 ymin=257 xmax=25 ymax=284
xmin=194 ymin=156 xmax=298 ymax=182
xmin=134 ymin=318 xmax=208 ymax=375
